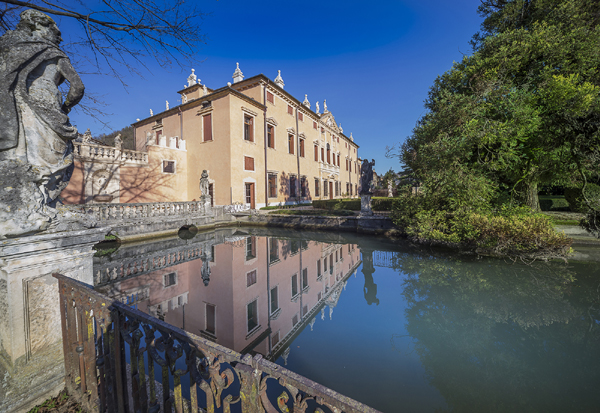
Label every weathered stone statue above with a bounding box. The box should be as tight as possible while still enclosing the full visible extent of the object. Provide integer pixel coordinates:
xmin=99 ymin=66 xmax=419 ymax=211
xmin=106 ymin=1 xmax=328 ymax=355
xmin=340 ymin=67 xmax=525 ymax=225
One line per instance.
xmin=388 ymin=180 xmax=393 ymax=197
xmin=360 ymin=159 xmax=375 ymax=195
xmin=199 ymin=169 xmax=211 ymax=210
xmin=0 ymin=9 xmax=84 ymax=238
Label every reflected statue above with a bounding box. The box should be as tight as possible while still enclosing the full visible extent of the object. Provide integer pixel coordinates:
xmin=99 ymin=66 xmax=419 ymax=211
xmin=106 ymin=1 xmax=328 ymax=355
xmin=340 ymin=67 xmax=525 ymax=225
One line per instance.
xmin=0 ymin=10 xmax=85 ymax=238
xmin=201 ymin=247 xmax=211 ymax=286
xmin=361 ymin=249 xmax=379 ymax=305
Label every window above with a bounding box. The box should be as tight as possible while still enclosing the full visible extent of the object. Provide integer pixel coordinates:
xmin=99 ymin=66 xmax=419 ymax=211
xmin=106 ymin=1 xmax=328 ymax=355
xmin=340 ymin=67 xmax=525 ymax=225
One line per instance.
xmin=346 ymin=183 xmax=349 ymax=194
xmin=267 ymin=91 xmax=274 ymax=104
xmin=206 ymin=303 xmax=216 ymax=335
xmin=315 ymin=179 xmax=320 ymax=197
xmin=292 ymin=314 xmax=298 ymax=326
xmin=267 ymin=125 xmax=275 ymax=148
xmin=291 ymin=274 xmax=298 ymax=297
xmin=288 ymin=134 xmax=295 ymax=154
xmin=324 ymin=257 xmax=327 ymax=272
xmin=272 ymin=331 xmax=280 ymax=347
xmin=318 ymin=291 xmax=322 ymax=301
xmin=313 ymin=121 xmax=317 ymax=129
xmin=350 ymin=184 xmax=353 ymax=195
xmin=291 ymin=240 xmax=299 ymax=255
xmin=335 ymin=250 xmax=338 ymax=262
xmin=270 ymin=287 xmax=279 ymax=314
xmin=290 ymin=175 xmax=297 ymax=197
xmin=330 ymin=254 xmax=333 ymax=272
xmin=337 ymin=154 xmax=340 ymax=166
xmin=317 ymin=260 xmax=321 ymax=277
xmin=321 ymin=148 xmax=324 ymax=162
xmin=300 ymin=177 xmax=307 ymax=197
xmin=163 ymin=160 xmax=175 ymax=173
xmin=349 ymin=161 xmax=352 ymax=172
xmin=302 ymin=268 xmax=308 ymax=290
xmin=288 ymin=104 xmax=293 ymax=115
xmin=324 ymin=180 xmax=329 ymax=197
xmin=155 ymin=130 xmax=162 ymax=145
xmin=314 ymin=145 xmax=318 ymax=161
xmin=203 ymin=113 xmax=212 ymax=141
xmin=298 ymin=112 xmax=304 ymax=121
xmin=268 ymin=173 xmax=277 ymax=198
xmin=164 ymin=272 xmax=176 ymax=286
xmin=303 ymin=305 xmax=308 ymax=316
xmin=346 ymin=159 xmax=348 ymax=171
xmin=244 ymin=115 xmax=254 ymax=142
xmin=246 ymin=269 xmax=257 ymax=287
xmin=247 ymin=300 xmax=258 ymax=332
xmin=244 ymin=156 xmax=254 ymax=171
xmin=327 ymin=148 xmax=330 ymax=164
xmin=299 ymin=139 xmax=305 ymax=157
xmin=245 ymin=183 xmax=253 ymax=205
xmin=246 ymin=236 xmax=256 ymax=260
xmin=269 ymin=238 xmax=279 ymax=263
xmin=335 ymin=181 xmax=339 ymax=197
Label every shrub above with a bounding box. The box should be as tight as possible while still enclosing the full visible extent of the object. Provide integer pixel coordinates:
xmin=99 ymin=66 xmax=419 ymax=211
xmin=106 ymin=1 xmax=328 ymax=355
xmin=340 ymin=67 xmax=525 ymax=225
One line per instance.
xmin=313 ymin=199 xmax=360 ymax=211
xmin=538 ymin=196 xmax=570 ymax=211
xmin=371 ymin=197 xmax=397 ymax=211
xmin=564 ymin=184 xmax=600 ymax=212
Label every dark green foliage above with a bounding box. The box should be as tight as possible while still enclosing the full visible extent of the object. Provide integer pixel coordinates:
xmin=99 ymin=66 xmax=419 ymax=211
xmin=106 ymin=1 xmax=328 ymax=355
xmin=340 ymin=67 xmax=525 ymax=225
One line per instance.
xmin=313 ymin=199 xmax=361 ymax=211
xmin=268 ymin=209 xmax=354 ymax=217
xmin=538 ymin=196 xmax=570 ymax=211
xmin=95 ymin=125 xmax=135 ymax=150
xmin=371 ymin=197 xmax=397 ymax=211
xmin=564 ymin=183 xmax=600 ymax=212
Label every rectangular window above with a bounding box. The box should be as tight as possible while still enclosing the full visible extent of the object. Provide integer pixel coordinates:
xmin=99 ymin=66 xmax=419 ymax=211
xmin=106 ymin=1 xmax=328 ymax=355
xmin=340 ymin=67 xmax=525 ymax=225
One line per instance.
xmin=292 ymin=314 xmax=298 ymax=326
xmin=269 ymin=238 xmax=279 ymax=263
xmin=298 ymin=112 xmax=304 ymax=121
xmin=314 ymin=145 xmax=318 ymax=161
xmin=317 ymin=259 xmax=321 ymax=277
xmin=300 ymin=177 xmax=307 ymax=197
xmin=321 ymin=148 xmax=324 ymax=162
xmin=330 ymin=254 xmax=333 ymax=272
xmin=318 ymin=291 xmax=322 ymax=301
xmin=337 ymin=154 xmax=340 ymax=166
xmin=313 ymin=121 xmax=317 ymax=129
xmin=206 ymin=303 xmax=216 ymax=335
xmin=244 ymin=115 xmax=254 ymax=142
xmin=324 ymin=257 xmax=327 ymax=272
xmin=246 ymin=236 xmax=256 ymax=260
xmin=291 ymin=239 xmax=299 ymax=255
xmin=247 ymin=300 xmax=258 ymax=332
xmin=267 ymin=91 xmax=274 ymax=104
xmin=288 ymin=134 xmax=295 ymax=154
xmin=327 ymin=148 xmax=330 ymax=164
xmin=163 ymin=160 xmax=175 ymax=173
xmin=291 ymin=273 xmax=298 ymax=297
xmin=303 ymin=305 xmax=308 ymax=316
xmin=346 ymin=159 xmax=348 ymax=171
xmin=324 ymin=180 xmax=329 ymax=197
xmin=350 ymin=184 xmax=353 ymax=195
xmin=163 ymin=272 xmax=176 ymax=287
xmin=267 ymin=125 xmax=275 ymax=148
xmin=349 ymin=161 xmax=352 ymax=172
xmin=288 ymin=104 xmax=293 ymax=115
xmin=272 ymin=331 xmax=280 ymax=347
xmin=315 ymin=179 xmax=320 ymax=197
xmin=346 ymin=183 xmax=349 ymax=194
xmin=246 ymin=269 xmax=257 ymax=287
xmin=244 ymin=156 xmax=254 ymax=171
xmin=335 ymin=250 xmax=338 ymax=262
xmin=302 ymin=268 xmax=308 ymax=290
xmin=290 ymin=175 xmax=296 ymax=197
xmin=268 ymin=173 xmax=277 ymax=198
xmin=299 ymin=139 xmax=305 ymax=157
xmin=270 ymin=287 xmax=279 ymax=314
xmin=203 ymin=113 xmax=212 ymax=141
xmin=155 ymin=130 xmax=162 ymax=145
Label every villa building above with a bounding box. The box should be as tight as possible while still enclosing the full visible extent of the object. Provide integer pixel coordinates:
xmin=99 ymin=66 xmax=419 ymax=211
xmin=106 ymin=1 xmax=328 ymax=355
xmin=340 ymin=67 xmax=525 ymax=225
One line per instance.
xmin=63 ymin=65 xmax=361 ymax=207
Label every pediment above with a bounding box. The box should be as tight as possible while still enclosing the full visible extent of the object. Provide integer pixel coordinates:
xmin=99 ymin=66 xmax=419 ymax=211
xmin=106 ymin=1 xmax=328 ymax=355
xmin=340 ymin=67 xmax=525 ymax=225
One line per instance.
xmin=320 ymin=112 xmax=340 ymax=134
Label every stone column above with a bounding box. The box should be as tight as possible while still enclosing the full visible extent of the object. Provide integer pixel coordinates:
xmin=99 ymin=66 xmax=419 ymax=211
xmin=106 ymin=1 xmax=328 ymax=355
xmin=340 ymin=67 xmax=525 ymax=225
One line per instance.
xmin=0 ymin=227 xmax=107 ymax=413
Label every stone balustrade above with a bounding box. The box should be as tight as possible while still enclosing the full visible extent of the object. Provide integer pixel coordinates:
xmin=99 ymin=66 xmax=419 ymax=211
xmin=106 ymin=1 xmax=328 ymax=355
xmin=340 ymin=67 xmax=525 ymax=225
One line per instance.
xmin=73 ymin=141 xmax=148 ymax=165
xmin=66 ymin=201 xmax=210 ymax=222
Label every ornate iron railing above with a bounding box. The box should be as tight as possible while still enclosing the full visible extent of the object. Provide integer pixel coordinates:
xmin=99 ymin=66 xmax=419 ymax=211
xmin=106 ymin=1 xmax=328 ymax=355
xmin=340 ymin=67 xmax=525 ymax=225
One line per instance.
xmin=65 ymin=201 xmax=213 ymax=222
xmin=54 ymin=273 xmax=380 ymax=413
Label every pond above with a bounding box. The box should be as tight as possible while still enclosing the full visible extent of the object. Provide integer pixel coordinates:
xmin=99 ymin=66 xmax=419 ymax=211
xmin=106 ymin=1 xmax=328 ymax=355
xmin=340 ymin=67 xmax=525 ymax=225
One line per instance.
xmin=94 ymin=226 xmax=600 ymax=412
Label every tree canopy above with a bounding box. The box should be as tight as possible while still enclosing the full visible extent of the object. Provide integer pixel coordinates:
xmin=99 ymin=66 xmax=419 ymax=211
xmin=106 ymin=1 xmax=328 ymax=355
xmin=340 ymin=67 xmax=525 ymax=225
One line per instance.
xmin=401 ymin=0 xmax=600 ymax=212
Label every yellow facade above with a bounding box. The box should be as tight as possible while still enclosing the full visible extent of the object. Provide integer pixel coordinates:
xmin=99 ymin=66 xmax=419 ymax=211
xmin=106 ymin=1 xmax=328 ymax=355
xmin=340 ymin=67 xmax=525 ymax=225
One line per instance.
xmin=131 ymin=69 xmax=361 ymax=207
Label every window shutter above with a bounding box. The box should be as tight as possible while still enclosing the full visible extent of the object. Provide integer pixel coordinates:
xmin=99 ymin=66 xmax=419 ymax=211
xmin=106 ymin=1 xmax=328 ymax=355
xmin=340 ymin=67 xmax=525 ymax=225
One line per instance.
xmin=244 ymin=156 xmax=254 ymax=171
xmin=203 ymin=114 xmax=212 ymax=141
xmin=288 ymin=105 xmax=293 ymax=115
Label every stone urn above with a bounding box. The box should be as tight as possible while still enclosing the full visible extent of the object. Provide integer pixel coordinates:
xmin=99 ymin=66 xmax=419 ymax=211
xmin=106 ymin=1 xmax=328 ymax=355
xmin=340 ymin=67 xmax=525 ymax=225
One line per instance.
xmin=93 ymin=194 xmax=114 ymax=203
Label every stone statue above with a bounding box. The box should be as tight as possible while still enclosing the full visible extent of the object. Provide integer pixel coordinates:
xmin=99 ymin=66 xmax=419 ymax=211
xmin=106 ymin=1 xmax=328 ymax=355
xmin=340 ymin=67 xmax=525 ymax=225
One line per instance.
xmin=315 ymin=101 xmax=320 ymax=115
xmin=150 ymin=109 xmax=153 ymax=116
xmin=82 ymin=128 xmax=92 ymax=143
xmin=166 ymin=100 xmax=169 ymax=110
xmin=0 ymin=9 xmax=85 ymax=238
xmin=183 ymin=93 xmax=188 ymax=103
xmin=187 ymin=68 xmax=197 ymax=87
xmin=199 ymin=169 xmax=211 ymax=209
xmin=203 ymin=84 xmax=208 ymax=96
xmin=323 ymin=99 xmax=328 ymax=113
xmin=114 ymin=133 xmax=122 ymax=150
xmin=360 ymin=159 xmax=375 ymax=195
xmin=388 ymin=180 xmax=393 ymax=197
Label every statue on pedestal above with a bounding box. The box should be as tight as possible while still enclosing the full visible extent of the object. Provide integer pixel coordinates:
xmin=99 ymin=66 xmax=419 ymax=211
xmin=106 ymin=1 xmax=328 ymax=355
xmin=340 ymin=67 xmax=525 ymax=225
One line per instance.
xmin=360 ymin=159 xmax=375 ymax=195
xmin=0 ymin=10 xmax=85 ymax=238
xmin=199 ymin=170 xmax=212 ymax=210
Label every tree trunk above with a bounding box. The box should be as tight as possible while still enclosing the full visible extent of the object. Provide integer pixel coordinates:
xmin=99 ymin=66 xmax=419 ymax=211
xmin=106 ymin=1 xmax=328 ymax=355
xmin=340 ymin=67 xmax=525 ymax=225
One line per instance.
xmin=522 ymin=181 xmax=540 ymax=212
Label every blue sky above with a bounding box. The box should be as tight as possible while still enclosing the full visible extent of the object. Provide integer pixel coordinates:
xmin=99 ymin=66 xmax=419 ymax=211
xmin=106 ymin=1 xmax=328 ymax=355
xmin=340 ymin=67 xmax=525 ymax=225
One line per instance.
xmin=65 ymin=0 xmax=485 ymax=174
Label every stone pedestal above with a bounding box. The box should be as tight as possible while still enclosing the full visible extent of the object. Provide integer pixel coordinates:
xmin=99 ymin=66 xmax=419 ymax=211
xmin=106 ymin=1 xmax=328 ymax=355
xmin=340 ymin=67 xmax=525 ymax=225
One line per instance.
xmin=201 ymin=194 xmax=212 ymax=213
xmin=359 ymin=194 xmax=373 ymax=217
xmin=0 ymin=227 xmax=107 ymax=413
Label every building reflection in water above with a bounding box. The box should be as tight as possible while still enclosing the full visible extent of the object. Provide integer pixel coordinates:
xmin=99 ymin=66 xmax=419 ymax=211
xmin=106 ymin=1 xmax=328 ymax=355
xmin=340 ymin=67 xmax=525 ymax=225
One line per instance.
xmin=95 ymin=229 xmax=361 ymax=362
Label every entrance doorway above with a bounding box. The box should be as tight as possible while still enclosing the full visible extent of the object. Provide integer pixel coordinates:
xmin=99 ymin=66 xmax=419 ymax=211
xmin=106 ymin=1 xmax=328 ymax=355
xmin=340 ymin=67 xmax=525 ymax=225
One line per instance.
xmin=245 ymin=183 xmax=255 ymax=209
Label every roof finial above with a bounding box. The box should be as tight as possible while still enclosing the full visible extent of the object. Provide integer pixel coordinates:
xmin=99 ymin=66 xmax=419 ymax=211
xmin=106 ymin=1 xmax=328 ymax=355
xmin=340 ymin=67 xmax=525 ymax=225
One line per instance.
xmin=323 ymin=99 xmax=328 ymax=113
xmin=232 ymin=62 xmax=244 ymax=83
xmin=302 ymin=94 xmax=310 ymax=108
xmin=187 ymin=68 xmax=198 ymax=87
xmin=315 ymin=101 xmax=320 ymax=115
xmin=274 ymin=69 xmax=285 ymax=89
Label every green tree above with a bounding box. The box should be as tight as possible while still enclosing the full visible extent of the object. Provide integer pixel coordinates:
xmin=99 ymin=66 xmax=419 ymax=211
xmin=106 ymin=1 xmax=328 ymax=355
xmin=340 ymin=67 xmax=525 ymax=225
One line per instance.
xmin=402 ymin=0 xmax=600 ymax=212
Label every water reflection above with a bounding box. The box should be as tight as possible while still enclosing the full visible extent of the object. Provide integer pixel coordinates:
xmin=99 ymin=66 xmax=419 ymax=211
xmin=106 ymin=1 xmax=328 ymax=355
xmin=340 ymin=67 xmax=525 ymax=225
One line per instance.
xmin=93 ymin=229 xmax=600 ymax=412
xmin=95 ymin=227 xmax=361 ymax=361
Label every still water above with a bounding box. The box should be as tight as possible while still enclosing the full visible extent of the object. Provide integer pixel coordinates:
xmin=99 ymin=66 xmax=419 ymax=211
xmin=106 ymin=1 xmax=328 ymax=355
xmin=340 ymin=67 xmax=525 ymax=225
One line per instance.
xmin=95 ymin=226 xmax=600 ymax=412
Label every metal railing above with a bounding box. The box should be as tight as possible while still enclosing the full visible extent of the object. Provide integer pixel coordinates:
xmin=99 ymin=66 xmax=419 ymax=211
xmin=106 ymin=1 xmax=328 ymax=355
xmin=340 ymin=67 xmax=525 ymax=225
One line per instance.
xmin=54 ymin=273 xmax=379 ymax=413
xmin=65 ymin=201 xmax=211 ymax=222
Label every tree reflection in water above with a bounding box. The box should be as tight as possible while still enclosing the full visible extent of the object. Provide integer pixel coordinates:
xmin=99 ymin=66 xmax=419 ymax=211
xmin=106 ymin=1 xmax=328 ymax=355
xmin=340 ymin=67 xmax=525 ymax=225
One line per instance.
xmin=393 ymin=252 xmax=600 ymax=412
